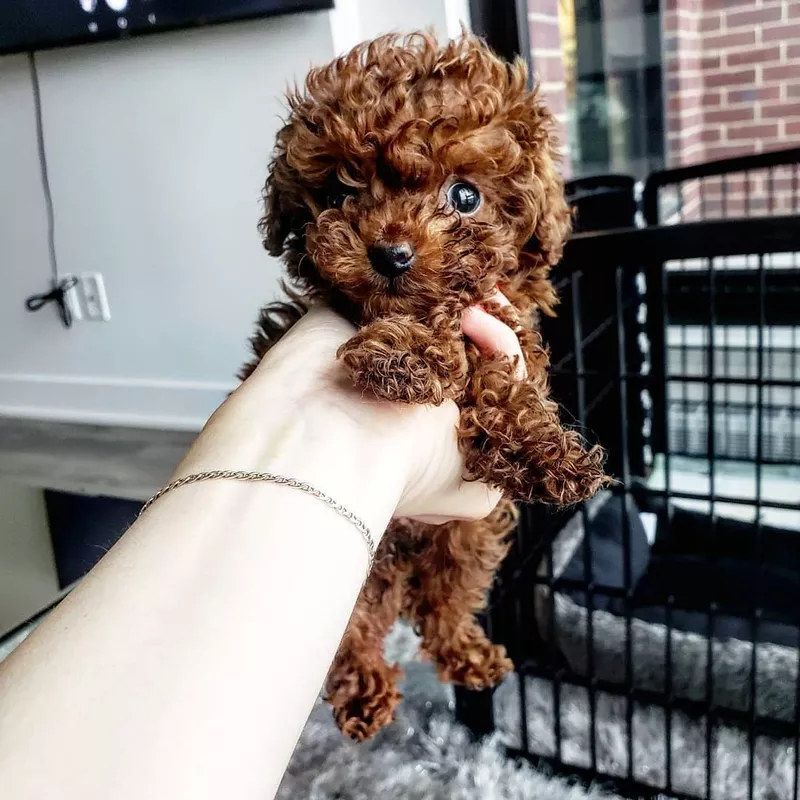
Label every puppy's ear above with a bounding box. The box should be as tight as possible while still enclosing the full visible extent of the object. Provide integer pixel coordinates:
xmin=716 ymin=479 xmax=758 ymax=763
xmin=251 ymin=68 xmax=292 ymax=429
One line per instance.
xmin=515 ymin=88 xmax=573 ymax=317
xmin=518 ymin=161 xmax=572 ymax=317
xmin=259 ymin=153 xmax=295 ymax=257
xmin=523 ymin=153 xmax=572 ymax=274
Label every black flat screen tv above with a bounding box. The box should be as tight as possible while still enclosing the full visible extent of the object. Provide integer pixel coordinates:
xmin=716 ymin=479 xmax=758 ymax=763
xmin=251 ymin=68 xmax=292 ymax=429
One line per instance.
xmin=0 ymin=0 xmax=334 ymax=56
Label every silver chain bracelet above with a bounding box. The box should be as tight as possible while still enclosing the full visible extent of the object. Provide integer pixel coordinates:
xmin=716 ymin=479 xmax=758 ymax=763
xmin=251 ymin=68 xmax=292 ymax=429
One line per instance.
xmin=138 ymin=470 xmax=376 ymax=568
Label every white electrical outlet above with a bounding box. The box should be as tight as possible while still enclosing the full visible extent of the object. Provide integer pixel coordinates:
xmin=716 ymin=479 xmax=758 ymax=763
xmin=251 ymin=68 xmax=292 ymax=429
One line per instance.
xmin=62 ymin=274 xmax=83 ymax=322
xmin=69 ymin=272 xmax=111 ymax=322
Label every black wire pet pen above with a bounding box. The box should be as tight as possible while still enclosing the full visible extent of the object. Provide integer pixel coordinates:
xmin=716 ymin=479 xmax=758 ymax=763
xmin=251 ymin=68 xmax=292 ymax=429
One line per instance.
xmin=456 ymin=148 xmax=800 ymax=800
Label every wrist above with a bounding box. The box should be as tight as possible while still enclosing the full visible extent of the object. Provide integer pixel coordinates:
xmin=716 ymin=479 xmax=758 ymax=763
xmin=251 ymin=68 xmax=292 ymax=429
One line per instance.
xmin=176 ymin=377 xmax=413 ymax=541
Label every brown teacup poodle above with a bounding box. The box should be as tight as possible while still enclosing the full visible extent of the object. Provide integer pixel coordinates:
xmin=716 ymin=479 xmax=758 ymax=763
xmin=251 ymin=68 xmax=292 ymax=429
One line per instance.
xmin=241 ymin=32 xmax=607 ymax=741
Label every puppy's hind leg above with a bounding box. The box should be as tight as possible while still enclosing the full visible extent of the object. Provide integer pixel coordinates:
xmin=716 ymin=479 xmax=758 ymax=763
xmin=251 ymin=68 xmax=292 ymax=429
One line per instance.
xmin=326 ymin=535 xmax=408 ymax=741
xmin=407 ymin=504 xmax=516 ymax=690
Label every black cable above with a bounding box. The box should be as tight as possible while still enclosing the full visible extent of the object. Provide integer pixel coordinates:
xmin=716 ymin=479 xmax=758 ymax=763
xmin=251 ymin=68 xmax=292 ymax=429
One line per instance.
xmin=24 ymin=51 xmax=75 ymax=329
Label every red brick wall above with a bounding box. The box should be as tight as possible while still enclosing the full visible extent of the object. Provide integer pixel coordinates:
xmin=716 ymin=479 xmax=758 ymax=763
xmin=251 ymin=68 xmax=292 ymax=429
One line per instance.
xmin=665 ymin=0 xmax=800 ymax=166
xmin=664 ymin=0 xmax=799 ymax=218
xmin=664 ymin=0 xmax=705 ymax=166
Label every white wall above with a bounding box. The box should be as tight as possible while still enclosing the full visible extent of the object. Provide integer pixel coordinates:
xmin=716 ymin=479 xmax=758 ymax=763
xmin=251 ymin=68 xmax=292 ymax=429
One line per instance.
xmin=0 ymin=14 xmax=333 ymax=429
xmin=0 ymin=2 xmax=469 ymax=430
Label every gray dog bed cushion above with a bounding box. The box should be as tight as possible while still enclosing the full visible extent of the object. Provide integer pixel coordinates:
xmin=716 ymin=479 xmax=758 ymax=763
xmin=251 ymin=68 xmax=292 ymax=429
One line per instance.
xmin=535 ymin=491 xmax=800 ymax=723
xmin=553 ymin=492 xmax=651 ymax=615
xmin=633 ymin=505 xmax=800 ymax=647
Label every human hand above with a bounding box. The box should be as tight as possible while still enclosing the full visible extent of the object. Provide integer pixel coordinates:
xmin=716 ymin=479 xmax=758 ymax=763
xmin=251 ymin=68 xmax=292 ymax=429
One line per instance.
xmin=178 ymin=292 xmax=525 ymax=536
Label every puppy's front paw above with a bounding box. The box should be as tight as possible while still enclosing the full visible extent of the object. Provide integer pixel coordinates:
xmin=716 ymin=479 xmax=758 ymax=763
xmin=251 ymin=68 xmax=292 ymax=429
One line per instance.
xmin=340 ymin=337 xmax=447 ymax=405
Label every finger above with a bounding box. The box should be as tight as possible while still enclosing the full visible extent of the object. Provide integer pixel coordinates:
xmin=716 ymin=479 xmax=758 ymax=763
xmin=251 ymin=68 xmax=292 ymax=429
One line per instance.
xmin=406 ymin=481 xmax=503 ymax=524
xmin=461 ymin=305 xmax=527 ymax=379
xmin=484 ymin=288 xmax=512 ymax=309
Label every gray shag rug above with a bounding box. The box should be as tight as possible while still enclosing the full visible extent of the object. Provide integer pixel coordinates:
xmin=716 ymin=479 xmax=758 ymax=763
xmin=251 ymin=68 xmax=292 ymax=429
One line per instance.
xmin=276 ymin=624 xmax=621 ymax=800
xmin=494 ymin=675 xmax=799 ymax=800
xmin=279 ymin=623 xmax=800 ymax=800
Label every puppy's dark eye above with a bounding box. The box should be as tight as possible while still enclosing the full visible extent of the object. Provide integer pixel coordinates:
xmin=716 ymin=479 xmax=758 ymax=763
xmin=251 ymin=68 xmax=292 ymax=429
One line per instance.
xmin=327 ymin=188 xmax=356 ymax=209
xmin=446 ymin=181 xmax=481 ymax=215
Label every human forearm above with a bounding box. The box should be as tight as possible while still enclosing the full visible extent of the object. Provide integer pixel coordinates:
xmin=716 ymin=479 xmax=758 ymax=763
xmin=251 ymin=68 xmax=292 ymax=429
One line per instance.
xmin=0 ymin=394 xmax=403 ymax=800
xmin=0 ymin=309 xmax=413 ymax=800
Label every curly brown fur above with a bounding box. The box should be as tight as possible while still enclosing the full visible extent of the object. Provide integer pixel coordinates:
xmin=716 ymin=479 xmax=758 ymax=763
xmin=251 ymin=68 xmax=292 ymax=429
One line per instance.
xmin=337 ymin=301 xmax=468 ymax=404
xmin=408 ymin=499 xmax=518 ymax=688
xmin=243 ymin=32 xmax=610 ymax=741
xmin=326 ymin=527 xmax=412 ymax=740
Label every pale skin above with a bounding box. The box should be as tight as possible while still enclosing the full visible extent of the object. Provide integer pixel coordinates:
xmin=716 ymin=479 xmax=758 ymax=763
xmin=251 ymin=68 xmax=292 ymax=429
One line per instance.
xmin=0 ymin=296 xmax=524 ymax=800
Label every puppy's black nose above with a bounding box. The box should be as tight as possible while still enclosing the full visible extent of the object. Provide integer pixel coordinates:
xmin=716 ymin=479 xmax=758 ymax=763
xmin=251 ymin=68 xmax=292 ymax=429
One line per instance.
xmin=368 ymin=243 xmax=416 ymax=278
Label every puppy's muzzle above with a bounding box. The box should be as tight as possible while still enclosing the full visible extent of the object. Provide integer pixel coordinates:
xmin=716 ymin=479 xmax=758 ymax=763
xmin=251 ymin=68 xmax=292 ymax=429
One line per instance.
xmin=368 ymin=243 xmax=416 ymax=278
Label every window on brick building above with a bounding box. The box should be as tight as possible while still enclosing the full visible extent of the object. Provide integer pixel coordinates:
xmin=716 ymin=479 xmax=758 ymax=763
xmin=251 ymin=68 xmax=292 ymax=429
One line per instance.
xmin=529 ymin=0 xmax=665 ymax=179
xmin=527 ymin=0 xmax=800 ymax=182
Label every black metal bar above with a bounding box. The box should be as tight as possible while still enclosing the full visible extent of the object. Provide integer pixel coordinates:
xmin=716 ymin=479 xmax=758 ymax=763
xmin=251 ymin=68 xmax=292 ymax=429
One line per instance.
xmin=615 ymin=267 xmax=635 ymax=780
xmin=667 ymin=262 xmax=800 ymax=306
xmin=566 ymin=174 xmax=636 ymax=194
xmin=795 ymin=621 xmax=800 ymax=800
xmin=642 ymin=147 xmax=800 ymax=224
xmin=545 ymin=528 xmax=562 ymax=760
xmin=794 ymin=324 xmax=799 ymax=466
xmin=572 ymin=313 xmax=616 ymax=354
xmin=663 ymin=280 xmax=799 ymax=327
xmin=551 ymin=371 xmax=800 ymax=391
xmin=627 ymin=486 xmax=800 ymax=514
xmin=510 ymin=502 xmax=531 ymax=754
xmin=655 ymin=147 xmax=800 ymax=187
xmin=563 ymin=216 xmax=800 ymax=268
xmin=724 ymin=316 xmax=732 ymax=480
xmin=493 ymin=530 xmax=800 ymax=601
xmin=454 ymin=685 xmax=496 ymax=738
xmin=524 ymin=577 xmax=633 ymax=597
xmin=583 ymin=379 xmax=617 ymax=416
xmin=747 ymin=254 xmax=767 ymax=800
xmin=645 ymin=261 xmax=668 ymax=456
xmin=643 ymin=178 xmax=660 ymax=225
xmin=572 ymin=269 xmax=598 ymax=773
xmin=640 ymin=441 xmax=799 ymax=467
xmin=660 ymin=257 xmax=675 ymax=795
xmin=680 ymin=314 xmax=689 ymax=461
xmin=514 ymin=559 xmax=800 ymax=593
xmin=515 ymin=592 xmax=530 ymax=753
xmin=704 ymin=256 xmax=718 ymax=799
